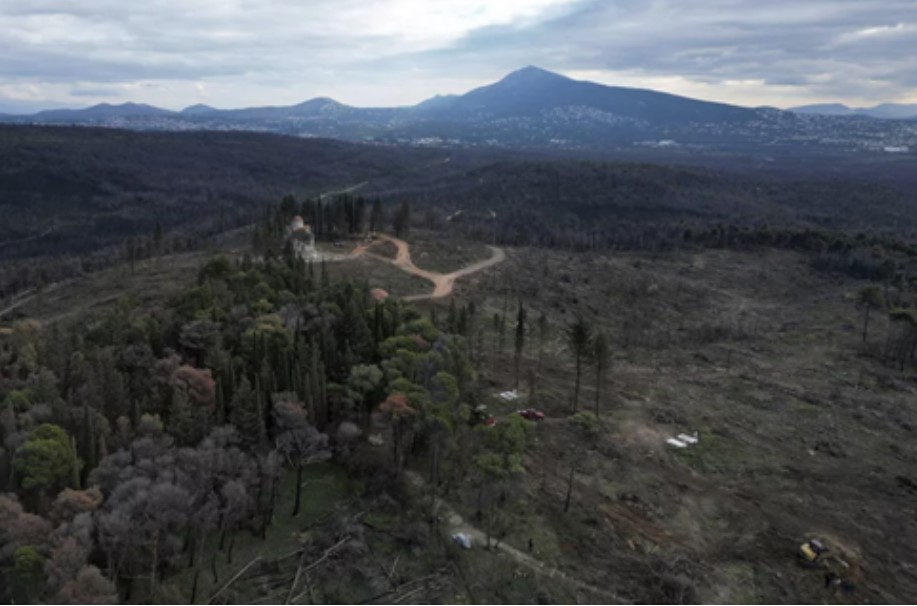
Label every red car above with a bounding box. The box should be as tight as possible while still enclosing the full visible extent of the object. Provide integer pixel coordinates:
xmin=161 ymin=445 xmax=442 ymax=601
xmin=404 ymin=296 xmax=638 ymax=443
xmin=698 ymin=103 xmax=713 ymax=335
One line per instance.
xmin=517 ymin=408 xmax=545 ymax=421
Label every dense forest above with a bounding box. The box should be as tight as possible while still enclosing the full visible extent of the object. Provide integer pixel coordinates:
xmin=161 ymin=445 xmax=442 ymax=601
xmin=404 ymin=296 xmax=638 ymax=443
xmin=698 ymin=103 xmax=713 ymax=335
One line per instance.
xmin=0 ymin=125 xmax=468 ymax=258
xmin=5 ymin=126 xmax=917 ymax=307
xmin=0 ymin=202 xmax=515 ymax=603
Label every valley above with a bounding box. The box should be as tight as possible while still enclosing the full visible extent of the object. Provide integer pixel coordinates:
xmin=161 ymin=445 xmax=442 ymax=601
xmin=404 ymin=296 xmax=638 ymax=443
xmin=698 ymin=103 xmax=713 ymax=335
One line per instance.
xmin=2 ymin=121 xmax=917 ymax=605
xmin=5 ymin=2 xmax=917 ymax=603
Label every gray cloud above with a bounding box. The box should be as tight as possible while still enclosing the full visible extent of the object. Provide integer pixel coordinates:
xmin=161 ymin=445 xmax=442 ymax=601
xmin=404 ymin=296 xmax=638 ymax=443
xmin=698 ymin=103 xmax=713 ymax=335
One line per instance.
xmin=1 ymin=0 xmax=915 ymax=110
xmin=411 ymin=0 xmax=917 ymax=101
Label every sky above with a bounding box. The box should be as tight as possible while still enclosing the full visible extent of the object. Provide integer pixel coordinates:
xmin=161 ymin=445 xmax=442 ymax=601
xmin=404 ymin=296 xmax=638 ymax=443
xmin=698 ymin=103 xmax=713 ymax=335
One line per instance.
xmin=1 ymin=0 xmax=915 ymax=113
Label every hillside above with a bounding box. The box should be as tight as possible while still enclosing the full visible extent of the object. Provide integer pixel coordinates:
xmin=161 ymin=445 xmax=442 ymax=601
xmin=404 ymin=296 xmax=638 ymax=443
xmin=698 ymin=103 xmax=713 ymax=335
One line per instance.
xmin=0 ymin=126 xmax=466 ymax=257
xmin=4 ymin=125 xmax=917 ymax=263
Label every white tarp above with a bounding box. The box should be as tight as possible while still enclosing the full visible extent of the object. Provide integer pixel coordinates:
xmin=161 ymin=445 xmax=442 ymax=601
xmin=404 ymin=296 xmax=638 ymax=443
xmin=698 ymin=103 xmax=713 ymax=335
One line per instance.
xmin=677 ymin=433 xmax=699 ymax=445
xmin=452 ymin=533 xmax=472 ymax=549
xmin=667 ymin=431 xmax=699 ymax=448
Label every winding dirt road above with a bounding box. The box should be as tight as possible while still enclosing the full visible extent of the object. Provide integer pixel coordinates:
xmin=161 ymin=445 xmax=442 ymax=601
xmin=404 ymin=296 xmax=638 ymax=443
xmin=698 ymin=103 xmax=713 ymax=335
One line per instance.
xmin=370 ymin=234 xmax=505 ymax=301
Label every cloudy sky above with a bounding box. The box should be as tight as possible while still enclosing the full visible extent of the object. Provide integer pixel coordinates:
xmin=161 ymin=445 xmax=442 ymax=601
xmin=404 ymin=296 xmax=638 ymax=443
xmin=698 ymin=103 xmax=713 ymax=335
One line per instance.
xmin=1 ymin=0 xmax=915 ymax=112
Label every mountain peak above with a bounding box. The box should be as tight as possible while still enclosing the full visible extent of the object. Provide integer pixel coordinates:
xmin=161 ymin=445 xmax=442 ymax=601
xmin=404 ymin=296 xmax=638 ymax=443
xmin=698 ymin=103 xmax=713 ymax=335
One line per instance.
xmin=181 ymin=103 xmax=216 ymax=114
xmin=500 ymin=65 xmax=568 ymax=83
xmin=296 ymin=96 xmax=343 ymax=108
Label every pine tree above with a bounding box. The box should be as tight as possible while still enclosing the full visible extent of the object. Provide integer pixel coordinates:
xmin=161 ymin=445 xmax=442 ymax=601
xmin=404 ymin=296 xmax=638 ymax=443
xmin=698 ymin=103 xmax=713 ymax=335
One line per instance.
xmin=565 ymin=317 xmax=593 ymax=414
xmin=370 ymin=198 xmax=383 ymax=233
xmin=513 ymin=301 xmax=527 ymax=388
xmin=321 ymin=259 xmax=329 ymax=289
xmin=79 ymin=406 xmax=97 ymax=482
xmin=393 ymin=200 xmax=411 ymax=238
xmin=593 ymin=332 xmax=610 ymax=418
xmin=536 ymin=313 xmax=549 ymax=373
xmin=448 ymin=299 xmax=458 ymax=332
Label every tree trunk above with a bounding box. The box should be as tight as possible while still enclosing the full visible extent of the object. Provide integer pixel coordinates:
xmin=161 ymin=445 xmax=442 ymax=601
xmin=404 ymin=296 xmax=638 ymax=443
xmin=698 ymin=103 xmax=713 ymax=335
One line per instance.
xmin=187 ymin=531 xmax=196 ymax=568
xmin=572 ymin=354 xmax=582 ymax=413
xmin=190 ymin=570 xmax=200 ymax=604
xmin=255 ymin=459 xmax=265 ymax=519
xmin=513 ymin=349 xmax=521 ymax=389
xmin=150 ymin=528 xmax=160 ymax=595
xmin=269 ymin=477 xmax=277 ymax=524
xmin=211 ymin=551 xmax=219 ymax=584
xmin=862 ymin=308 xmax=870 ymax=343
xmin=292 ymin=463 xmax=303 ymax=516
xmin=564 ymin=465 xmax=575 ymax=513
xmin=429 ymin=441 xmax=439 ymax=525
xmin=485 ymin=505 xmax=493 ymax=550
xmin=227 ymin=531 xmax=236 ymax=564
xmin=476 ymin=481 xmax=483 ymax=521
xmin=594 ymin=364 xmax=602 ymax=418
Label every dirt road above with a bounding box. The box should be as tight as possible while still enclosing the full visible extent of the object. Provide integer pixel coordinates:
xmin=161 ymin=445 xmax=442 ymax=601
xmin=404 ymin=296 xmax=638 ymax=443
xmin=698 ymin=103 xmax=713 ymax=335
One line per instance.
xmin=371 ymin=234 xmax=505 ymax=301
xmin=403 ymin=471 xmax=619 ymax=602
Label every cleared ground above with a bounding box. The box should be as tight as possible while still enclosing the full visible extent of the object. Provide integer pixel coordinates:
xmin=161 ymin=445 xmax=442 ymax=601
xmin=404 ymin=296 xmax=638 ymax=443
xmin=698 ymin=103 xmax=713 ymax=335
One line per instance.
xmin=402 ymin=229 xmax=493 ymax=275
xmin=436 ymin=245 xmax=917 ymax=603
xmin=8 ymin=226 xmax=914 ymax=603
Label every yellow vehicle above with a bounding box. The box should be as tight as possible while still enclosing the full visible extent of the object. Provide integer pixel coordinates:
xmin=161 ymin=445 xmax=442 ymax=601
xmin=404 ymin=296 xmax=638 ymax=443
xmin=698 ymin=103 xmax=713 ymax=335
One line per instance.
xmin=799 ymin=542 xmax=819 ymax=562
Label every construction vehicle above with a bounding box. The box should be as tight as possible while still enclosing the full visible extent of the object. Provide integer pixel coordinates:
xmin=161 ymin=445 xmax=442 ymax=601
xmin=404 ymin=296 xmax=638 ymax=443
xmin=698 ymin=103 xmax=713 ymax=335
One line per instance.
xmin=797 ymin=537 xmax=860 ymax=594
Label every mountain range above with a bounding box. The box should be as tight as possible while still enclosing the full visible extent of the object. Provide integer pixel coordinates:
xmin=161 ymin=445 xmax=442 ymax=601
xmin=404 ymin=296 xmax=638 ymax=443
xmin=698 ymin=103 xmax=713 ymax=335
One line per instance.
xmin=2 ymin=66 xmax=915 ymax=157
xmin=790 ymin=103 xmax=917 ymax=120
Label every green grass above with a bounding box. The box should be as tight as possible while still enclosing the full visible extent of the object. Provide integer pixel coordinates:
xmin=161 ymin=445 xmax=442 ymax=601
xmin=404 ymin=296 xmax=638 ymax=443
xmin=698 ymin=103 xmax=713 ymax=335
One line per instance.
xmin=159 ymin=463 xmax=353 ymax=604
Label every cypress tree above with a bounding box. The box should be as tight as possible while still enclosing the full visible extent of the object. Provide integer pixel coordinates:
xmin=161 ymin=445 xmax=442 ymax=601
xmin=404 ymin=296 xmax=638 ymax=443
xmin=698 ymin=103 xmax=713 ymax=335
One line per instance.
xmin=229 ymin=377 xmax=265 ymax=448
xmin=167 ymin=388 xmax=198 ymax=447
xmin=79 ymin=406 xmax=97 ymax=481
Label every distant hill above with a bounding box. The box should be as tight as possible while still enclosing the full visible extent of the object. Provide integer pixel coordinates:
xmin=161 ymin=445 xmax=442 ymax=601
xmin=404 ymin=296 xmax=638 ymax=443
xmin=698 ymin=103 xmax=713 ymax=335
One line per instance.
xmin=418 ymin=66 xmax=756 ymax=125
xmin=789 ymin=103 xmax=855 ymax=116
xmin=180 ymin=103 xmax=217 ymax=115
xmin=790 ymin=102 xmax=917 ymax=120
xmin=3 ymin=67 xmax=916 ymax=157
xmin=3 ymin=125 xmax=916 ymax=266
xmin=33 ymin=102 xmax=173 ymax=121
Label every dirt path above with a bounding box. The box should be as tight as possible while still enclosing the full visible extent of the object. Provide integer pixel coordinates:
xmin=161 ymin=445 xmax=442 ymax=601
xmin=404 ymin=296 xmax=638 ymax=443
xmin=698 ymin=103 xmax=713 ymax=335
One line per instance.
xmin=371 ymin=234 xmax=505 ymax=301
xmin=403 ymin=471 xmax=619 ymax=602
xmin=318 ymin=181 xmax=368 ymax=201
xmin=0 ymin=294 xmax=33 ymax=319
xmin=0 ymin=279 xmax=77 ymax=320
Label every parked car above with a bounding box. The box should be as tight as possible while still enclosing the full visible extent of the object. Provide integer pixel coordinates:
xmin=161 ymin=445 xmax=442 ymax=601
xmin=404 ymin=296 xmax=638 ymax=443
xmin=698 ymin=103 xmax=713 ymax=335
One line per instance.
xmin=472 ymin=404 xmax=497 ymax=428
xmin=517 ymin=408 xmax=545 ymax=421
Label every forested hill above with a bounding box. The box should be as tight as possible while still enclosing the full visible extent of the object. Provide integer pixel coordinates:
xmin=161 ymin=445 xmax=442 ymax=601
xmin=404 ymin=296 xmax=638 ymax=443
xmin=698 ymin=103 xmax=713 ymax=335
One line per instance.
xmin=0 ymin=125 xmax=465 ymax=257
xmin=0 ymin=236 xmax=486 ymax=603
xmin=4 ymin=125 xmax=917 ymax=303
xmin=5 ymin=125 xmax=917 ymax=264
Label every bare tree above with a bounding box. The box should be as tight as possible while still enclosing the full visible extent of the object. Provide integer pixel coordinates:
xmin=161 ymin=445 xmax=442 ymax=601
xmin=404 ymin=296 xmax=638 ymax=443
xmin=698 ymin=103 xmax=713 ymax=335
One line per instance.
xmin=856 ymin=285 xmax=884 ymax=343
xmin=272 ymin=401 xmax=330 ymax=516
